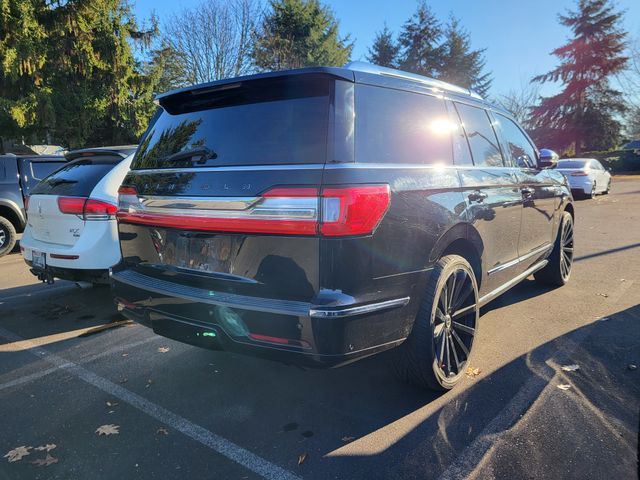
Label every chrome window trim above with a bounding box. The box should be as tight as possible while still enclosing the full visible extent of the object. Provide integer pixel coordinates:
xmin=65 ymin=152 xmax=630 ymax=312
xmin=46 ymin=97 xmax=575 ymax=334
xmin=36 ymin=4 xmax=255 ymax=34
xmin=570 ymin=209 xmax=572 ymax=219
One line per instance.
xmin=132 ymin=164 xmax=325 ymax=174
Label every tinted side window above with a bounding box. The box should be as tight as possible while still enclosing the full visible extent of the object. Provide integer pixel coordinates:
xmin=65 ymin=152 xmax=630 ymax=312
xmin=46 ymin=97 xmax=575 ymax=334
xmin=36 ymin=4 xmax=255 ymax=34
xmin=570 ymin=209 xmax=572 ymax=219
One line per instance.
xmin=31 ymin=161 xmax=64 ymax=181
xmin=355 ymin=85 xmax=452 ymax=164
xmin=448 ymin=101 xmax=473 ymax=165
xmin=455 ymin=103 xmax=504 ymax=167
xmin=495 ymin=114 xmax=537 ymax=169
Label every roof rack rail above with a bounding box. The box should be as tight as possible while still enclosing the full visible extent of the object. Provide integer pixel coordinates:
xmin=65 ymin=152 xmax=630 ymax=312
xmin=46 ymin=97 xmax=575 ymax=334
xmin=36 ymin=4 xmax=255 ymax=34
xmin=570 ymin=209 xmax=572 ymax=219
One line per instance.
xmin=344 ymin=61 xmax=483 ymax=100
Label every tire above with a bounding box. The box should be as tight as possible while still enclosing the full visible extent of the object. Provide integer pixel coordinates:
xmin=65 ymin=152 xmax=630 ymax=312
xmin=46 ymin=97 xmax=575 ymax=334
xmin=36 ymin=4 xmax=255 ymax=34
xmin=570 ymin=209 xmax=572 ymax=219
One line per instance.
xmin=534 ymin=211 xmax=574 ymax=287
xmin=603 ymin=180 xmax=611 ymax=195
xmin=588 ymin=182 xmax=596 ymax=198
xmin=394 ymin=254 xmax=479 ymax=391
xmin=0 ymin=216 xmax=17 ymax=257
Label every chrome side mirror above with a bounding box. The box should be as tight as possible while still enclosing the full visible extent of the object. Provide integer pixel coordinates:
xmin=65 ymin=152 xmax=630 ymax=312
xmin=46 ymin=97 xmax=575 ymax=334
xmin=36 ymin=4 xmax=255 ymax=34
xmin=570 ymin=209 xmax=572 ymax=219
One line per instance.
xmin=538 ymin=149 xmax=559 ymax=169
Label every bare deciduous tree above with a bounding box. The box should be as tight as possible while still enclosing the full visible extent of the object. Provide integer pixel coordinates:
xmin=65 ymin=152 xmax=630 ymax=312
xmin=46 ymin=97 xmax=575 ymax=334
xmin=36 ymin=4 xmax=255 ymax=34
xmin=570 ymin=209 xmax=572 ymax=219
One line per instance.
xmin=494 ymin=81 xmax=541 ymax=130
xmin=616 ymin=37 xmax=640 ymax=137
xmin=164 ymin=0 xmax=259 ymax=85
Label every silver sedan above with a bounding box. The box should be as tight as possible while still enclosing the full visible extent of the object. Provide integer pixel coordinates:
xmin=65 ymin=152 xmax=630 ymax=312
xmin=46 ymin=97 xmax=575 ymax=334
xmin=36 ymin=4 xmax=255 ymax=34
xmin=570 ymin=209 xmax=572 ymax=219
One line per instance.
xmin=555 ymin=158 xmax=612 ymax=198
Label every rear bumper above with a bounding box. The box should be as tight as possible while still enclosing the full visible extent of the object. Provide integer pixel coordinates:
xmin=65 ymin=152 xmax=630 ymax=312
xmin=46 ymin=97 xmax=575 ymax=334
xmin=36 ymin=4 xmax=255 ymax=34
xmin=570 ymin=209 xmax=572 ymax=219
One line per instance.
xmin=25 ymin=260 xmax=108 ymax=283
xmin=20 ymin=220 xmax=121 ymax=270
xmin=110 ymin=268 xmax=411 ymax=367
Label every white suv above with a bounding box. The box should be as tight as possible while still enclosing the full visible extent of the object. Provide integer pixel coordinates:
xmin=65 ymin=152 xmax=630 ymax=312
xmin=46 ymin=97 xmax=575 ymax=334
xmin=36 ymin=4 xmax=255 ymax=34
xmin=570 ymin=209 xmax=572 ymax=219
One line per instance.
xmin=21 ymin=146 xmax=136 ymax=284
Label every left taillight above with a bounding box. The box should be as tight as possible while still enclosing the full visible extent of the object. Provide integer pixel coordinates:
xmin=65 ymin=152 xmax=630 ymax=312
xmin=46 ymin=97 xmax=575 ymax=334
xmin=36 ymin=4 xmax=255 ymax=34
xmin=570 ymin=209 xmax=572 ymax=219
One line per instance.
xmin=57 ymin=196 xmax=117 ymax=220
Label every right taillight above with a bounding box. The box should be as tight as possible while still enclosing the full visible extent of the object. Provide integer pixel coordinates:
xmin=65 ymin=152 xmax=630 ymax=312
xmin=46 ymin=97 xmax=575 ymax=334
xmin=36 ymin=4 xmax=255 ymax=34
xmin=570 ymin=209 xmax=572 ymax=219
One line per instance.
xmin=320 ymin=185 xmax=390 ymax=236
xmin=116 ymin=184 xmax=390 ymax=237
xmin=571 ymin=171 xmax=589 ymax=176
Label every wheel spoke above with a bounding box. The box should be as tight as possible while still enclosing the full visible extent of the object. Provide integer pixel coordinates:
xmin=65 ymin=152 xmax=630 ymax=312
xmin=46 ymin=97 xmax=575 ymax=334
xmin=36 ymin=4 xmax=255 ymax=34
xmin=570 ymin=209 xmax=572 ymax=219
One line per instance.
xmin=450 ymin=334 xmax=461 ymax=372
xmin=452 ymin=303 xmax=476 ymax=320
xmin=438 ymin=332 xmax=446 ymax=363
xmin=434 ymin=322 xmax=445 ymax=337
xmin=449 ymin=271 xmax=468 ymax=310
xmin=452 ymin=321 xmax=475 ymax=336
xmin=448 ymin=273 xmax=457 ymax=310
xmin=445 ymin=332 xmax=451 ymax=375
xmin=438 ymin=284 xmax=448 ymax=312
xmin=435 ymin=308 xmax=446 ymax=323
xmin=451 ymin=329 xmax=470 ymax=357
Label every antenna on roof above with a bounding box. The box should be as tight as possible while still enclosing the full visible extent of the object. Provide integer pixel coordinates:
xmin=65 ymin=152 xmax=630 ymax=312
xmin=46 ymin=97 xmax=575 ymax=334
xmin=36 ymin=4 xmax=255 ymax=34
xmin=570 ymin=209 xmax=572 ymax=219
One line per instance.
xmin=344 ymin=61 xmax=482 ymax=100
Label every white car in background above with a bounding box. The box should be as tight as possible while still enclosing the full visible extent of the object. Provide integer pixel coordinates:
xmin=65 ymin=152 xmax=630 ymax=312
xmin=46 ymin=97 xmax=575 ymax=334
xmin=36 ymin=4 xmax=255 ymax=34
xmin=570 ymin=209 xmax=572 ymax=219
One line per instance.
xmin=20 ymin=146 xmax=136 ymax=284
xmin=555 ymin=158 xmax=612 ymax=198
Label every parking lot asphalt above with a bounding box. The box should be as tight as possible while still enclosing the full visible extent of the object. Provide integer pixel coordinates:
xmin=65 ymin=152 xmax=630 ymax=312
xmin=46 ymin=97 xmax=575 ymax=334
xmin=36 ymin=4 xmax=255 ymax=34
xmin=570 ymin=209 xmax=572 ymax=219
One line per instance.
xmin=0 ymin=178 xmax=638 ymax=480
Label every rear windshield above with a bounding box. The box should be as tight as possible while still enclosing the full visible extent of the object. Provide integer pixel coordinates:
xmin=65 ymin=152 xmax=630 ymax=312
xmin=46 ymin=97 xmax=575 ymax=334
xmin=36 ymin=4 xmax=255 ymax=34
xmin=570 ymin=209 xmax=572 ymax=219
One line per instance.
xmin=132 ymin=75 xmax=332 ymax=170
xmin=31 ymin=158 xmax=120 ymax=197
xmin=556 ymin=160 xmax=587 ymax=169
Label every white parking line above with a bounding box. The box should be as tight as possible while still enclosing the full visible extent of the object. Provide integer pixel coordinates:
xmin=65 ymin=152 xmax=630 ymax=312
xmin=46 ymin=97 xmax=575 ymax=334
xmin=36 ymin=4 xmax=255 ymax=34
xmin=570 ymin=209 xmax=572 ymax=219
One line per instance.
xmin=0 ymin=336 xmax=157 ymax=392
xmin=0 ymin=325 xmax=301 ymax=480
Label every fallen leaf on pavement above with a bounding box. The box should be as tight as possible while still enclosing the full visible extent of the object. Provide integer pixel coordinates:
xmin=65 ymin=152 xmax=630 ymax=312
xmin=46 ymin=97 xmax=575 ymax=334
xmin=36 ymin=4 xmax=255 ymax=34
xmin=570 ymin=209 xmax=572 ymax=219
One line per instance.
xmin=628 ymin=364 xmax=637 ymax=371
xmin=341 ymin=436 xmax=355 ymax=443
xmin=30 ymin=454 xmax=58 ymax=467
xmin=599 ymin=317 xmax=611 ymax=322
xmin=158 ymin=347 xmax=170 ymax=353
xmin=465 ymin=367 xmax=481 ymax=378
xmin=596 ymin=293 xmax=609 ymax=298
xmin=122 ymin=353 xmax=129 ymax=357
xmin=561 ymin=364 xmax=580 ymax=372
xmin=557 ymin=384 xmax=571 ymax=391
xmin=34 ymin=444 xmax=56 ymax=452
xmin=96 ymin=424 xmax=120 ymax=436
xmin=298 ymin=453 xmax=308 ymax=465
xmin=119 ymin=378 xmax=128 ymax=384
xmin=4 ymin=446 xmax=32 ymax=462
xmin=145 ymin=379 xmax=153 ymax=388
xmin=106 ymin=401 xmax=118 ymax=407
xmin=156 ymin=427 xmax=169 ymax=435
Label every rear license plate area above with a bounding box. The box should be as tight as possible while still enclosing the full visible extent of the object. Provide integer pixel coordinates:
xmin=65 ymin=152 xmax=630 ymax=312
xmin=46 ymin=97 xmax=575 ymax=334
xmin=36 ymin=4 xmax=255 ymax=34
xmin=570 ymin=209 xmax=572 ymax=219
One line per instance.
xmin=32 ymin=250 xmax=46 ymax=269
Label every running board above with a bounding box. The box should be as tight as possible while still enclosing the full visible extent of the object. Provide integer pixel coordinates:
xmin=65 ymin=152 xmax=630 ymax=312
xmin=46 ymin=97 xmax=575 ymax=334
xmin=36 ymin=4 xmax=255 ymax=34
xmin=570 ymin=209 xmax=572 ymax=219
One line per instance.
xmin=478 ymin=259 xmax=548 ymax=308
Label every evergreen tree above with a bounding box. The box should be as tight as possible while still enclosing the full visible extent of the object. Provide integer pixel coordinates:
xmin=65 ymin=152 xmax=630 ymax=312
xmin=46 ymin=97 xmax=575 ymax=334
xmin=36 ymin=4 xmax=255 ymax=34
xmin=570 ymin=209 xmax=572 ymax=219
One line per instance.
xmin=253 ymin=0 xmax=352 ymax=71
xmin=530 ymin=0 xmax=627 ymax=153
xmin=0 ymin=0 xmax=49 ymax=147
xmin=439 ymin=15 xmax=492 ymax=97
xmin=398 ymin=1 xmax=444 ymax=77
xmin=0 ymin=0 xmax=160 ymax=148
xmin=367 ymin=24 xmax=399 ymax=68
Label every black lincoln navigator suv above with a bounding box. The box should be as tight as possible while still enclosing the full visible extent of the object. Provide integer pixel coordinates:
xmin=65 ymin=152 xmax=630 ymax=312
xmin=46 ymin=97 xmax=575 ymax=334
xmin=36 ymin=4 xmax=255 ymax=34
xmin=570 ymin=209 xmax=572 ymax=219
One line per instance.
xmin=111 ymin=62 xmax=574 ymax=390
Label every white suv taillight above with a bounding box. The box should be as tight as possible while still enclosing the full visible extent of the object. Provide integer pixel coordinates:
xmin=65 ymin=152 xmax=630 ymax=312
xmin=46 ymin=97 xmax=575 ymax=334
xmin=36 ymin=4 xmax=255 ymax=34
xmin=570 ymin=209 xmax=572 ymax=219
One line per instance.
xmin=57 ymin=196 xmax=118 ymax=220
xmin=116 ymin=185 xmax=390 ymax=237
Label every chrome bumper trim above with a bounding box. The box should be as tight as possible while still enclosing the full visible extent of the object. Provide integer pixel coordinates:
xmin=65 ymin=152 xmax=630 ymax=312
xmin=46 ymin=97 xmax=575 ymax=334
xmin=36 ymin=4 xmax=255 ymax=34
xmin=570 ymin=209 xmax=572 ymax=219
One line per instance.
xmin=309 ymin=297 xmax=410 ymax=318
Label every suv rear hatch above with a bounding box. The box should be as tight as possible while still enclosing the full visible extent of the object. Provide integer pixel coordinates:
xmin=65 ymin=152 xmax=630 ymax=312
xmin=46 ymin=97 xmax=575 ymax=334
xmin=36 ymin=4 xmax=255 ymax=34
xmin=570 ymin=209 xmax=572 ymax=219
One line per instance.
xmin=28 ymin=157 xmax=122 ymax=246
xmin=117 ymin=74 xmax=342 ymax=312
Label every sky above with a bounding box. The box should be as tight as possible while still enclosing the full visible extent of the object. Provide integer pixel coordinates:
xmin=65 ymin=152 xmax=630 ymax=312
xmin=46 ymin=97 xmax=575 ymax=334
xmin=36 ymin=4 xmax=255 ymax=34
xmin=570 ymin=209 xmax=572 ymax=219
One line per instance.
xmin=132 ymin=0 xmax=640 ymax=98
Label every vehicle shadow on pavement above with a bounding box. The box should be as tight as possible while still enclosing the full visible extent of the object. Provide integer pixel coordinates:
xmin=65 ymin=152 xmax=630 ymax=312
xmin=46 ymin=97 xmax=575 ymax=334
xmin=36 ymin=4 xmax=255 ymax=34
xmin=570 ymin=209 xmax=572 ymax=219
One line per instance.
xmin=0 ymin=285 xmax=122 ymax=339
xmin=315 ymin=304 xmax=640 ymax=480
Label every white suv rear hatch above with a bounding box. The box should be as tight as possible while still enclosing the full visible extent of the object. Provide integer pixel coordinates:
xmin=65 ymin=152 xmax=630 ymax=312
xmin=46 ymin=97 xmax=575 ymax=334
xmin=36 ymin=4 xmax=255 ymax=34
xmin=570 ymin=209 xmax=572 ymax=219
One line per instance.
xmin=28 ymin=195 xmax=84 ymax=246
xmin=27 ymin=158 xmax=123 ymax=246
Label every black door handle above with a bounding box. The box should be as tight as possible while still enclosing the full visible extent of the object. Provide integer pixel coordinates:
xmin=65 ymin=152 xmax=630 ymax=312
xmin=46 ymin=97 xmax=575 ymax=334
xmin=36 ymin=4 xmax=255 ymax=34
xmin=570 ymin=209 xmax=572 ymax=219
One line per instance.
xmin=468 ymin=191 xmax=488 ymax=203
